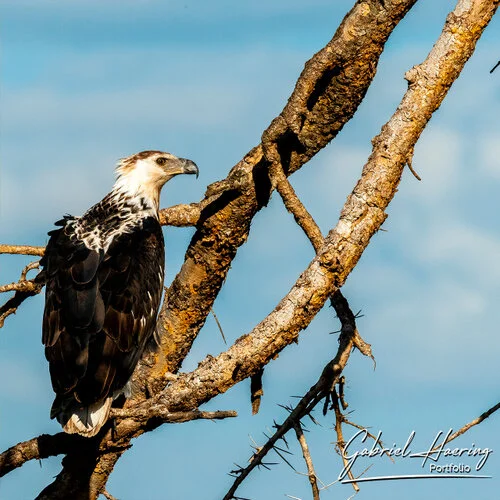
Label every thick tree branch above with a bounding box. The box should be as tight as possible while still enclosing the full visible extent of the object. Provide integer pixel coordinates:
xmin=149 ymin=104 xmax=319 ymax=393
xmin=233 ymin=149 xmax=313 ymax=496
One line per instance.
xmin=0 ymin=433 xmax=80 ymax=478
xmin=137 ymin=0 xmax=419 ymax=393
xmin=54 ymin=1 xmax=417 ymax=493
xmin=28 ymin=0 xmax=498 ymax=497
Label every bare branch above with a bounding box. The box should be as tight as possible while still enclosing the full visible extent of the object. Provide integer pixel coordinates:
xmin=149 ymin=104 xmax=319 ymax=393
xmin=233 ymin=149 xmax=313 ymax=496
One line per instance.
xmin=28 ymin=0 xmax=499 ymax=497
xmin=294 ymin=422 xmax=320 ymax=500
xmin=330 ymin=291 xmax=374 ymax=362
xmin=138 ymin=0 xmax=420 ymax=394
xmin=269 ymin=160 xmax=324 ymax=253
xmin=102 ymin=490 xmax=118 ymax=500
xmin=159 ymin=203 xmax=201 ymax=227
xmin=332 ymin=389 xmax=359 ymax=492
xmin=0 ymin=409 xmax=236 ymax=478
xmin=222 ymin=289 xmax=362 ymax=500
xmin=20 ymin=261 xmax=40 ymax=281
xmin=0 ymin=283 xmax=44 ymax=328
xmin=110 ymin=406 xmax=237 ymax=423
xmin=0 ymin=280 xmax=40 ymax=294
xmin=0 ymin=244 xmax=44 ymax=256
xmin=437 ymin=401 xmax=500 ymax=448
xmin=0 ymin=433 xmax=79 ymax=478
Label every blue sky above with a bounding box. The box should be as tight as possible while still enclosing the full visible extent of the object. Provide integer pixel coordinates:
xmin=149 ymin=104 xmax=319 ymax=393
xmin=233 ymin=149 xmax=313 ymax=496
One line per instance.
xmin=1 ymin=1 xmax=500 ymax=499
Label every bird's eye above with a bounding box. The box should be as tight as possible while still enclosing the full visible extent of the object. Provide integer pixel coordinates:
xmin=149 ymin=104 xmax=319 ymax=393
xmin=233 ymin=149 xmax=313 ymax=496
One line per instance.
xmin=156 ymin=157 xmax=167 ymax=166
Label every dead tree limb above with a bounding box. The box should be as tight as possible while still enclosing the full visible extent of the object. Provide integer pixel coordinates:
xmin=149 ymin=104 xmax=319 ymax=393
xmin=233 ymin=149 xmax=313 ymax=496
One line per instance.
xmin=35 ymin=2 xmax=420 ymax=497
xmin=2 ymin=0 xmax=497 ymax=498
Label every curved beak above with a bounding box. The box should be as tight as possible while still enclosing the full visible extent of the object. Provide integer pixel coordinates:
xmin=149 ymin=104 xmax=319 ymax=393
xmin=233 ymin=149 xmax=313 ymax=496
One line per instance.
xmin=180 ymin=158 xmax=199 ymax=179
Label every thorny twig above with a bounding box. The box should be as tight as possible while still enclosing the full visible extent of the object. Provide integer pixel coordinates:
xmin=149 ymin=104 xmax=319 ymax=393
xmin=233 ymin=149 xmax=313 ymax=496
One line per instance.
xmin=221 ymin=151 xmax=374 ymax=497
xmin=222 ymin=285 xmax=372 ymax=500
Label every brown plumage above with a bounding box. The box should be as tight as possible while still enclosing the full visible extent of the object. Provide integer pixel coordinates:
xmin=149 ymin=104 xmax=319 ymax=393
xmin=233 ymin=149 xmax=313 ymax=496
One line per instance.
xmin=41 ymin=150 xmax=198 ymax=436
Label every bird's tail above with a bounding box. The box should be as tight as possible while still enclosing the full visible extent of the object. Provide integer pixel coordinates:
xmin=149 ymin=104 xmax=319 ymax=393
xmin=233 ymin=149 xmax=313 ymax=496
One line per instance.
xmin=51 ymin=395 xmax=113 ymax=438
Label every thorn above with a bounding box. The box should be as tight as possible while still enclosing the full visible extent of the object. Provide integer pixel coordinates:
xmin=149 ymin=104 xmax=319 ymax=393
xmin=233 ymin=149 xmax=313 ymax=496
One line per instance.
xmin=210 ymin=308 xmax=227 ymax=344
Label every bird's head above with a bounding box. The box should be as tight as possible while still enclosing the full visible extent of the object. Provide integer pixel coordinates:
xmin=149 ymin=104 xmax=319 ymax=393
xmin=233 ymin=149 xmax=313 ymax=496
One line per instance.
xmin=113 ymin=150 xmax=198 ymax=211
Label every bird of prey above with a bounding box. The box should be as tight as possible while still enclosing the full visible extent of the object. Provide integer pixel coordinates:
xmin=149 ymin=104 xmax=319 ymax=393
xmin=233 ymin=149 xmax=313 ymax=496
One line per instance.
xmin=41 ymin=150 xmax=198 ymax=437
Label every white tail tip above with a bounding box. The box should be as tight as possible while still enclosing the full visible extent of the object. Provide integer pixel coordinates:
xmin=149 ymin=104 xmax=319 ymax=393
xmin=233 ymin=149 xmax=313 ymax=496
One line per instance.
xmin=62 ymin=397 xmax=113 ymax=438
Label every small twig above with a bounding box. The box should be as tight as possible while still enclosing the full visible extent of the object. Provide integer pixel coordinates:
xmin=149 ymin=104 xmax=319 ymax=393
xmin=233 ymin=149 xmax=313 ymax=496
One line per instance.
xmin=268 ymin=160 xmax=324 ymax=253
xmin=20 ymin=261 xmax=40 ymax=281
xmin=222 ymin=292 xmax=361 ymax=500
xmin=352 ymin=330 xmax=375 ymax=366
xmin=251 ymin=369 xmax=264 ymax=415
xmin=490 ymin=60 xmax=500 ymax=73
xmin=406 ymin=146 xmax=422 ymax=181
xmin=0 ymin=282 xmax=44 ymax=328
xmin=332 ymin=389 xmax=359 ymax=492
xmin=294 ymin=422 xmax=320 ymax=500
xmin=210 ymin=308 xmax=227 ymax=344
xmin=0 ymin=244 xmax=45 ymax=256
xmin=102 ymin=489 xmax=118 ymax=500
xmin=433 ymin=401 xmax=500 ymax=450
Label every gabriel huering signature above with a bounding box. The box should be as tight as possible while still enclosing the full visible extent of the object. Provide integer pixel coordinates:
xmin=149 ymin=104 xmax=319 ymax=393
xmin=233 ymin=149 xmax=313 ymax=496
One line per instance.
xmin=338 ymin=428 xmax=493 ymax=481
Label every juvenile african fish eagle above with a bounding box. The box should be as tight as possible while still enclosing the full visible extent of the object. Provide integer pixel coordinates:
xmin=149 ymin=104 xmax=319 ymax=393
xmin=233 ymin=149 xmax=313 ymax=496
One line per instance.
xmin=41 ymin=150 xmax=198 ymax=437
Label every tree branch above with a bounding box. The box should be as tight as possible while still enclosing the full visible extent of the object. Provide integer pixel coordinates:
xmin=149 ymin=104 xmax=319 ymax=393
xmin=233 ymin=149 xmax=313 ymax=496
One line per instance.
xmin=159 ymin=203 xmax=201 ymax=227
xmin=137 ymin=0 xmax=420 ymax=394
xmin=110 ymin=407 xmax=237 ymax=423
xmin=294 ymin=422 xmax=320 ymax=500
xmin=437 ymin=401 xmax=500 ymax=449
xmin=269 ymin=160 xmax=324 ymax=253
xmin=0 ymin=409 xmax=236 ymax=478
xmin=0 ymin=433 xmax=80 ymax=478
xmin=0 ymin=244 xmax=45 ymax=256
xmin=0 ymin=284 xmax=44 ymax=328
xmin=29 ymin=0 xmax=499 ymax=497
xmin=0 ymin=280 xmax=40 ymax=294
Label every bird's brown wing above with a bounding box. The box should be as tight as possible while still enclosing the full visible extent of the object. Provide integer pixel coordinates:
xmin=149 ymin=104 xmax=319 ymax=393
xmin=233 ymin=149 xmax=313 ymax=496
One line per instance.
xmin=42 ymin=216 xmax=164 ymax=406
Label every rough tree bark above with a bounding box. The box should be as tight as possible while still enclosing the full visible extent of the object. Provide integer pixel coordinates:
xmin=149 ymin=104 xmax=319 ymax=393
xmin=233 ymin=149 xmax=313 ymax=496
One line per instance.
xmin=0 ymin=0 xmax=498 ymax=498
